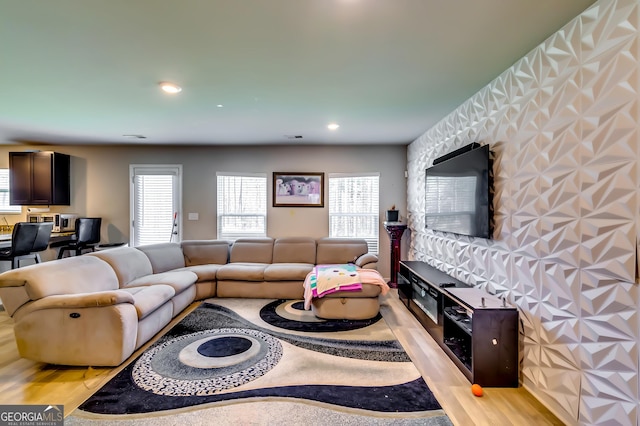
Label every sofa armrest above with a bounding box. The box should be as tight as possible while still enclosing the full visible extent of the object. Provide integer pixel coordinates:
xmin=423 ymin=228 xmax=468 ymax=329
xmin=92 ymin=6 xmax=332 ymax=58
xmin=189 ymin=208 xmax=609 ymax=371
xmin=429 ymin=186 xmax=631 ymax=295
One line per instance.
xmin=355 ymin=253 xmax=378 ymax=269
xmin=18 ymin=290 xmax=135 ymax=313
xmin=0 ymin=277 xmax=27 ymax=288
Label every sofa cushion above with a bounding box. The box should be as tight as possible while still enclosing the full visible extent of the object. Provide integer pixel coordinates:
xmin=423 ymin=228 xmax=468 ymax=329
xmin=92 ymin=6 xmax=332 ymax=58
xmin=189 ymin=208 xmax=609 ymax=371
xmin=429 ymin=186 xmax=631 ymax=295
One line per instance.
xmin=126 ymin=271 xmax=197 ymax=295
xmin=272 ymin=237 xmax=316 ymax=263
xmin=179 ymin=264 xmax=221 ymax=282
xmin=229 ymin=238 xmax=274 ymax=263
xmin=264 ymin=263 xmax=314 ymax=281
xmin=121 ymin=284 xmax=175 ymax=320
xmin=181 ymin=240 xmax=230 ymax=266
xmin=88 ymin=247 xmax=153 ymax=287
xmin=216 ymin=263 xmax=268 ymax=281
xmin=136 ymin=243 xmax=186 ymax=273
xmin=316 ymin=237 xmax=369 ymax=265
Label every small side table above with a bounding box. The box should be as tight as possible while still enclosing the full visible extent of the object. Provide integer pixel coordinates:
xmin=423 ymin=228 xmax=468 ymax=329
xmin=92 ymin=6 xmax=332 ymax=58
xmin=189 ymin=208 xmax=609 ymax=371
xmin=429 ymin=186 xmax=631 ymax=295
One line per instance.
xmin=383 ymin=222 xmax=407 ymax=288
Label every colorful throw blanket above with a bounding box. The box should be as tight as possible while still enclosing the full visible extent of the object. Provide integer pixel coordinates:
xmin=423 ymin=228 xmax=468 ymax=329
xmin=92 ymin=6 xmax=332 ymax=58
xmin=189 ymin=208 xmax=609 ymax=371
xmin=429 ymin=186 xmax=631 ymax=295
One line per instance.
xmin=309 ymin=264 xmax=362 ymax=298
xmin=303 ymin=264 xmax=391 ymax=310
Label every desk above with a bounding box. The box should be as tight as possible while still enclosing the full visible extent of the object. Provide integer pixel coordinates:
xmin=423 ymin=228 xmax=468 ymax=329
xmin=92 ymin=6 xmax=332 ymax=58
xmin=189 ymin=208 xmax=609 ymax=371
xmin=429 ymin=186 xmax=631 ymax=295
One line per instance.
xmin=0 ymin=232 xmax=75 ymax=248
xmin=48 ymin=232 xmax=77 ymax=245
xmin=0 ymin=232 xmax=76 ymax=271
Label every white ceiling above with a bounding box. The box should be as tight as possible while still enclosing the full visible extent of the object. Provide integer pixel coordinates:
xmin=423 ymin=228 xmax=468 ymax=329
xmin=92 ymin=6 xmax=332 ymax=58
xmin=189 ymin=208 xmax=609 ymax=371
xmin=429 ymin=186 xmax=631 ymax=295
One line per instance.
xmin=0 ymin=0 xmax=596 ymax=146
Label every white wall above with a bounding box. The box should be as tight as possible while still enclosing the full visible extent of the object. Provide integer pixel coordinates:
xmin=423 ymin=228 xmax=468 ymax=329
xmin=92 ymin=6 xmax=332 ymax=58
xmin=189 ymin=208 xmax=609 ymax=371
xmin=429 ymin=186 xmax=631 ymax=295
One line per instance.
xmin=407 ymin=1 xmax=639 ymax=424
xmin=0 ymin=144 xmax=407 ymax=278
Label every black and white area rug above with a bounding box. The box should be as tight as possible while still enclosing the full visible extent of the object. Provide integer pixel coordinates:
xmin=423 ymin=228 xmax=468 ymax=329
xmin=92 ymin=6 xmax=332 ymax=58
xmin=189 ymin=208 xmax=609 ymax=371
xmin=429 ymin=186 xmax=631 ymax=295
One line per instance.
xmin=70 ymin=299 xmax=452 ymax=425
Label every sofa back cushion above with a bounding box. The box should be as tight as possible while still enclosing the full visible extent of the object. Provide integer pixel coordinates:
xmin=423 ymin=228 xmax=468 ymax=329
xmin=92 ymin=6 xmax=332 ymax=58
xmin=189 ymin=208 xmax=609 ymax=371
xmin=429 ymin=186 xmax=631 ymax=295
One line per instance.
xmin=272 ymin=237 xmax=316 ymax=264
xmin=88 ymin=247 xmax=153 ymax=287
xmin=316 ymin=237 xmax=369 ymax=265
xmin=181 ymin=240 xmax=230 ymax=266
xmin=0 ymin=256 xmax=118 ymax=315
xmin=136 ymin=243 xmax=186 ymax=273
xmin=229 ymin=238 xmax=274 ymax=263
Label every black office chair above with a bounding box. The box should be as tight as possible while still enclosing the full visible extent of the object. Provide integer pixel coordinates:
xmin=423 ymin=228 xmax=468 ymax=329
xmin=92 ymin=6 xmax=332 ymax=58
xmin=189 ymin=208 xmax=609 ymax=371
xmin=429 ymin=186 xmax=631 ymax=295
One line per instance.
xmin=0 ymin=222 xmax=54 ymax=269
xmin=56 ymin=217 xmax=102 ymax=259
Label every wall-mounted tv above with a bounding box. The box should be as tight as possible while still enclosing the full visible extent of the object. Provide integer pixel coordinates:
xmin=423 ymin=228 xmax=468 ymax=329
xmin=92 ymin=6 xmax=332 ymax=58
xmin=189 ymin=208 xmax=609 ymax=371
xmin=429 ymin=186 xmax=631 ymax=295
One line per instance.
xmin=425 ymin=143 xmax=492 ymax=238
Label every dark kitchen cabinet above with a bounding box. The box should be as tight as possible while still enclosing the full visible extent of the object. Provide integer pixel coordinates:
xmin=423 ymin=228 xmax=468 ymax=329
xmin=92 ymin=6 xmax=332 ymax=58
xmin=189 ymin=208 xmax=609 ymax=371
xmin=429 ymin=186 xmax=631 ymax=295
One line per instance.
xmin=9 ymin=151 xmax=71 ymax=205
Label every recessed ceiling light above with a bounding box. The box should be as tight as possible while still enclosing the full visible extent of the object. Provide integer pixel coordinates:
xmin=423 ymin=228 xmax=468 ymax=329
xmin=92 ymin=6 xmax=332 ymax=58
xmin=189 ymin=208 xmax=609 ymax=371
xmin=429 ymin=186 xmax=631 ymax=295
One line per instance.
xmin=159 ymin=81 xmax=182 ymax=94
xmin=327 ymin=123 xmax=340 ymax=130
xmin=217 ymin=104 xmax=224 ymax=108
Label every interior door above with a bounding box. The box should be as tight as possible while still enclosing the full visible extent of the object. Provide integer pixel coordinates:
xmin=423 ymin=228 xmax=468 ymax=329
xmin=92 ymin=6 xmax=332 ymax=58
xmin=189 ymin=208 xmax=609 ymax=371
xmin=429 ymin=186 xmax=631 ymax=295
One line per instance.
xmin=130 ymin=165 xmax=182 ymax=247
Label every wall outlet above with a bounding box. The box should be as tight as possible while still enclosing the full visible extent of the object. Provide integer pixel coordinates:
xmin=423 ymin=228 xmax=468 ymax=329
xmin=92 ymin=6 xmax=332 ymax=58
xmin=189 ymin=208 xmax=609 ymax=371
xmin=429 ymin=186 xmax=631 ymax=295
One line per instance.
xmin=188 ymin=213 xmax=199 ymax=221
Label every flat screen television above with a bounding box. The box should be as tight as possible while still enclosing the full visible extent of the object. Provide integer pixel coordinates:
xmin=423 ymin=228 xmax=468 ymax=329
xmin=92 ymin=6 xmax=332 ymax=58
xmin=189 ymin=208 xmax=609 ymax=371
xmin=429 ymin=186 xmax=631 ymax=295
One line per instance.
xmin=425 ymin=144 xmax=491 ymax=238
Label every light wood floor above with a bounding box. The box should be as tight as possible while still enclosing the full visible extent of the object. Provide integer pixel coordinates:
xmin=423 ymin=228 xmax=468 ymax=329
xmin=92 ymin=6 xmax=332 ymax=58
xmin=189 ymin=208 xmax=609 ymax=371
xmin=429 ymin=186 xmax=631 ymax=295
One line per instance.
xmin=0 ymin=292 xmax=563 ymax=425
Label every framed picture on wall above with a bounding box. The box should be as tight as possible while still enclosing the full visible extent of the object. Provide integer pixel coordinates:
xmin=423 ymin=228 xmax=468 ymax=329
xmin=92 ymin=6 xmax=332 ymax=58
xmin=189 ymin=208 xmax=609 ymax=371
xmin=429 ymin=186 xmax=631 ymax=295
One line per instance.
xmin=273 ymin=172 xmax=324 ymax=207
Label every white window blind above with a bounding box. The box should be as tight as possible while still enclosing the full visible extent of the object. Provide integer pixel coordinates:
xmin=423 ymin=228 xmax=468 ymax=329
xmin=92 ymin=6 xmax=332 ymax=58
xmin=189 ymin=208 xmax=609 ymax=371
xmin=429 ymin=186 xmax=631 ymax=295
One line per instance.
xmin=216 ymin=172 xmax=267 ymax=240
xmin=328 ymin=173 xmax=379 ymax=254
xmin=131 ymin=165 xmax=181 ymax=246
xmin=0 ymin=169 xmax=21 ymax=214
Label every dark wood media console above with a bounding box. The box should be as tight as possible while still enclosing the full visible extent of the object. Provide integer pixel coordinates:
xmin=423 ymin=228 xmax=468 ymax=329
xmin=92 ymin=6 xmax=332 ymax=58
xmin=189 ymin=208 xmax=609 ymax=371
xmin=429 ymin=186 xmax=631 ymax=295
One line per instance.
xmin=399 ymin=260 xmax=518 ymax=387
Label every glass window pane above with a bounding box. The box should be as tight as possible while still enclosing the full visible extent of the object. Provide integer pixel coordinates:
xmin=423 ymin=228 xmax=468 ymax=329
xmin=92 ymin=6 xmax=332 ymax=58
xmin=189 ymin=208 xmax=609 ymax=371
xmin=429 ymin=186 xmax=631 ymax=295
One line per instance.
xmin=135 ymin=174 xmax=175 ymax=246
xmin=217 ymin=173 xmax=267 ymax=239
xmin=130 ymin=165 xmax=181 ymax=247
xmin=328 ymin=174 xmax=379 ymax=253
xmin=0 ymin=169 xmax=21 ymax=213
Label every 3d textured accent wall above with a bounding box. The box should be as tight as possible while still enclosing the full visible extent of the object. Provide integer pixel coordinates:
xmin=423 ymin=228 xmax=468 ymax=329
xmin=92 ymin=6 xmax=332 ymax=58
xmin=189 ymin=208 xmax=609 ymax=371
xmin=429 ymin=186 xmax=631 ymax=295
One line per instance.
xmin=407 ymin=1 xmax=639 ymax=424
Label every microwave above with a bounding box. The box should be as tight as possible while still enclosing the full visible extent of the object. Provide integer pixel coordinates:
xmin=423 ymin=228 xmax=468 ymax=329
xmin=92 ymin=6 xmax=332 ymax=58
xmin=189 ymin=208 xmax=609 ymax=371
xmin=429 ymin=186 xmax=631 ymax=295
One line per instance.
xmin=26 ymin=213 xmax=79 ymax=232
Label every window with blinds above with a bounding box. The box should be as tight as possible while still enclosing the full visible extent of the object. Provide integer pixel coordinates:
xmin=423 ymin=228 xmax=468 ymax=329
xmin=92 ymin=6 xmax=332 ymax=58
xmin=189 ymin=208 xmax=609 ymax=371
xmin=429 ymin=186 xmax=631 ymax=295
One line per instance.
xmin=328 ymin=173 xmax=379 ymax=254
xmin=0 ymin=169 xmax=21 ymax=213
xmin=216 ymin=172 xmax=267 ymax=240
xmin=130 ymin=165 xmax=182 ymax=246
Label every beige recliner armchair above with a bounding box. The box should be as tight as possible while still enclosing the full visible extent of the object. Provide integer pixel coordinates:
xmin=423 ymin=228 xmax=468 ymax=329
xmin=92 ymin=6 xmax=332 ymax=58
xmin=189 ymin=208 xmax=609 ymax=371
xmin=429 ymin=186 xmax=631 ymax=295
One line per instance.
xmin=0 ymin=255 xmax=190 ymax=366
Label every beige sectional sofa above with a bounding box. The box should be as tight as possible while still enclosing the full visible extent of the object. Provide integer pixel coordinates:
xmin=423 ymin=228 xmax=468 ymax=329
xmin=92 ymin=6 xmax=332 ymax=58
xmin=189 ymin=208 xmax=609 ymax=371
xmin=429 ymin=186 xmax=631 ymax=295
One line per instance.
xmin=0 ymin=237 xmax=379 ymax=366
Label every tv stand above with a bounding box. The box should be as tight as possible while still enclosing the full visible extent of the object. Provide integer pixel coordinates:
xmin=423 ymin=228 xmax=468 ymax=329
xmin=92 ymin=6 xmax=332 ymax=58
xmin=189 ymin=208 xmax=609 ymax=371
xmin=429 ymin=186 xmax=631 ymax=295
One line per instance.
xmin=399 ymin=260 xmax=518 ymax=387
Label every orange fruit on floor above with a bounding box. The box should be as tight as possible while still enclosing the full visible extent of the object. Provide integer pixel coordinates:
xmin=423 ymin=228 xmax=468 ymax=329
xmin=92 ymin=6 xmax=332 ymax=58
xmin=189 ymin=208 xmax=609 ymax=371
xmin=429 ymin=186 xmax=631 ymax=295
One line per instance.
xmin=471 ymin=383 xmax=483 ymax=397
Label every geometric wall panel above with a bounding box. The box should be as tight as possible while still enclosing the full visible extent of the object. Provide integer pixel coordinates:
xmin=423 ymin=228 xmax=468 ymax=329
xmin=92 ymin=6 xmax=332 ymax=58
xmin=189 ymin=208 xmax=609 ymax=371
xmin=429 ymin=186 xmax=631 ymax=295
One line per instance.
xmin=407 ymin=1 xmax=640 ymax=424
